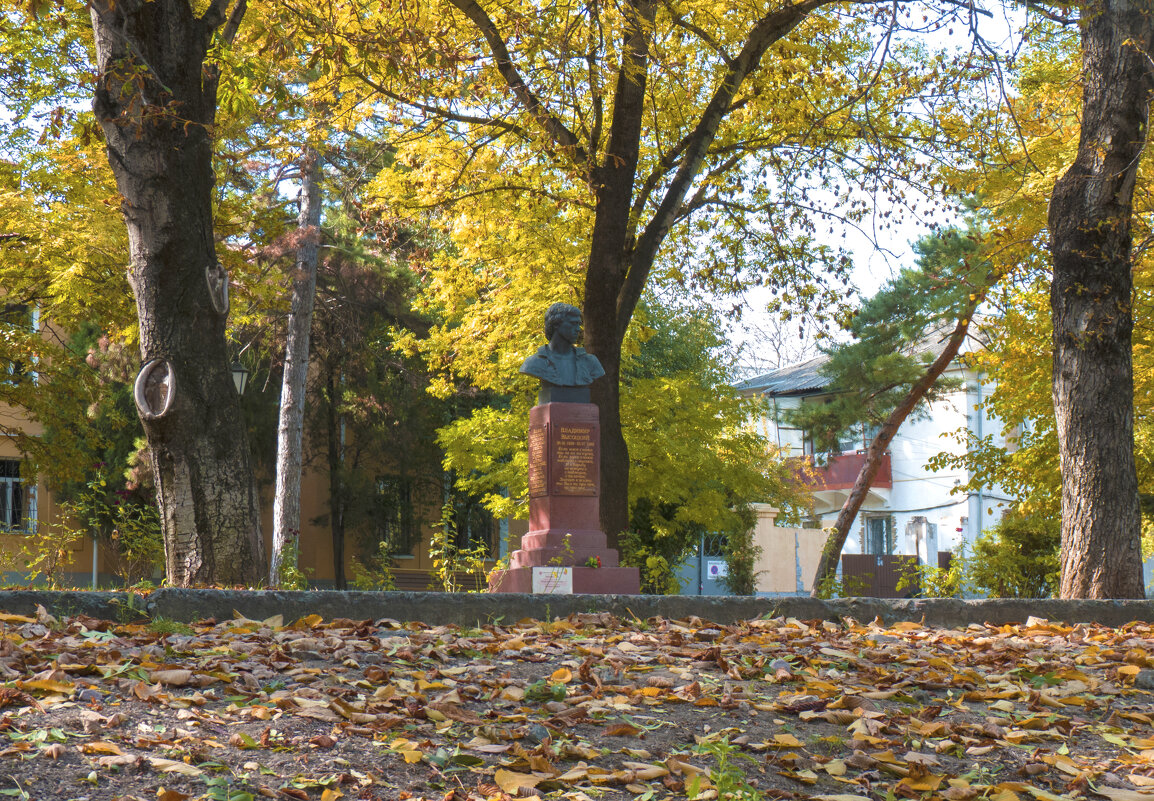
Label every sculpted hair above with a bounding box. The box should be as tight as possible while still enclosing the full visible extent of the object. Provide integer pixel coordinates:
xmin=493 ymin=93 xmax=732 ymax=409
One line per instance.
xmin=544 ymin=302 xmax=581 ymax=339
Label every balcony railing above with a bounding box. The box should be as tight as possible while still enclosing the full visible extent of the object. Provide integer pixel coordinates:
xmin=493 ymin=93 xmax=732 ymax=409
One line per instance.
xmin=793 ymin=451 xmax=892 ymax=492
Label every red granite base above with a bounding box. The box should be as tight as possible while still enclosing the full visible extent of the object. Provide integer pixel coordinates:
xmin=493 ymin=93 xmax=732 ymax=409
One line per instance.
xmin=488 ymin=566 xmax=640 ymax=595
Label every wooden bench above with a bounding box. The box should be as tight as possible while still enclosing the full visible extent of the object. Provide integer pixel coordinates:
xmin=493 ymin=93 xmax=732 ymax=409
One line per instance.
xmin=390 ymin=568 xmax=489 ymax=592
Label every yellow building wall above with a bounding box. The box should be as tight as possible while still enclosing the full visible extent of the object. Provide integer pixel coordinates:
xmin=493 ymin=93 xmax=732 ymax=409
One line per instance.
xmin=751 ymin=504 xmax=826 ymax=594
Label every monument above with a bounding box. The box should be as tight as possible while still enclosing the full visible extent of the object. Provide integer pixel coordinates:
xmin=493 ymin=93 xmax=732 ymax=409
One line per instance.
xmin=489 ymin=303 xmax=641 ymax=594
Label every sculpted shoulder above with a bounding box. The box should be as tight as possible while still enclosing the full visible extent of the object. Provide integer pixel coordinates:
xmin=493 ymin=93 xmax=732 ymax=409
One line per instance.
xmin=574 ymin=348 xmax=605 ymax=385
xmin=520 ymin=302 xmax=604 ymax=388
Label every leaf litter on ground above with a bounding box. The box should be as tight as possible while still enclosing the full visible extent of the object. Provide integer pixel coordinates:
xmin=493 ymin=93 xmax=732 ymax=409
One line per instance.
xmin=0 ymin=605 xmax=1149 ymax=801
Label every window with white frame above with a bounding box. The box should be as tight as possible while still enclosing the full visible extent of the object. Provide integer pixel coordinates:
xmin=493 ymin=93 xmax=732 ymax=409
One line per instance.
xmin=1 ymin=304 xmax=38 ymax=385
xmin=0 ymin=460 xmax=30 ymax=532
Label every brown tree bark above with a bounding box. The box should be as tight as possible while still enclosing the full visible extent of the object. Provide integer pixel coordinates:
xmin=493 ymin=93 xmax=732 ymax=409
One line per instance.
xmin=579 ymin=0 xmax=833 ymax=546
xmin=271 ymin=151 xmax=323 ymax=587
xmin=446 ymin=0 xmax=838 ymax=548
xmin=583 ymin=0 xmax=657 ymax=545
xmin=89 ymin=0 xmax=265 ymax=586
xmin=811 ymin=304 xmax=981 ymax=594
xmin=1048 ymin=0 xmax=1153 ymax=599
xmin=324 ymin=369 xmax=347 ymax=591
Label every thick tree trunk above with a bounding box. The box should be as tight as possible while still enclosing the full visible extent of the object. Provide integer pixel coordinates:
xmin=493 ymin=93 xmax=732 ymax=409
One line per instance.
xmin=324 ymin=370 xmax=347 ymax=589
xmin=89 ymin=0 xmax=264 ymax=586
xmin=1048 ymin=0 xmax=1153 ymax=599
xmin=270 ymin=152 xmax=322 ymax=587
xmin=811 ymin=306 xmax=980 ymax=594
xmin=453 ymin=0 xmax=838 ymax=551
xmin=583 ymin=0 xmax=655 ymax=548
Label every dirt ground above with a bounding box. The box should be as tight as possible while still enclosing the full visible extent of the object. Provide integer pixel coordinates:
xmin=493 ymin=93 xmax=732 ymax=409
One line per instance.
xmin=0 ymin=605 xmax=1150 ymax=801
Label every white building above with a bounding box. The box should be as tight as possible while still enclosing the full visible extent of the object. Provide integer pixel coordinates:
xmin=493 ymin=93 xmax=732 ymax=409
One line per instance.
xmin=736 ymin=349 xmax=1014 ymax=567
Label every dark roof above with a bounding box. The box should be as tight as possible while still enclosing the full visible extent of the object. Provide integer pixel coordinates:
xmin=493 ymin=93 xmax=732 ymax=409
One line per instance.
xmin=735 ymin=326 xmax=969 ymax=398
xmin=734 ymin=356 xmax=831 ymax=397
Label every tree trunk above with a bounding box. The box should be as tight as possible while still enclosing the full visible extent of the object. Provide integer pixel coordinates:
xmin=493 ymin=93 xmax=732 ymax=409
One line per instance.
xmin=450 ymin=0 xmax=839 ymax=550
xmin=811 ymin=306 xmax=981 ymax=594
xmin=270 ymin=151 xmax=322 ymax=587
xmin=1048 ymin=0 xmax=1153 ymax=599
xmin=582 ymin=0 xmax=655 ymax=548
xmin=325 ymin=369 xmax=347 ymax=590
xmin=89 ymin=0 xmax=264 ymax=586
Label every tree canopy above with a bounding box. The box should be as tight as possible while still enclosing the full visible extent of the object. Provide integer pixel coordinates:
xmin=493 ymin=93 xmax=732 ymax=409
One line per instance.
xmin=3 ymin=0 xmax=1153 ymax=597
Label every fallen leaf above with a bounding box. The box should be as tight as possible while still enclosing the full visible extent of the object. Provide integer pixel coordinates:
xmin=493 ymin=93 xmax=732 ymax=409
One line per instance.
xmin=148 ymin=757 xmax=203 ymax=776
xmin=1096 ymin=790 xmax=1154 ymax=801
xmin=494 ymin=768 xmax=542 ymax=794
xmin=80 ymin=741 xmax=124 ymax=755
xmin=150 ymin=669 xmax=194 ymax=687
xmin=604 ymin=723 xmax=641 ymax=737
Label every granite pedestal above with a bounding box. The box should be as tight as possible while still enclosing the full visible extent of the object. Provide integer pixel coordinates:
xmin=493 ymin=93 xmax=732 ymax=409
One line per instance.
xmin=489 ymin=401 xmax=640 ymax=594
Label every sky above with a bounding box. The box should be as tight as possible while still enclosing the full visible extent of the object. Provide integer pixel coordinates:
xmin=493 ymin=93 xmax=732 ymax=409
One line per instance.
xmin=727 ymin=0 xmax=1026 ymax=378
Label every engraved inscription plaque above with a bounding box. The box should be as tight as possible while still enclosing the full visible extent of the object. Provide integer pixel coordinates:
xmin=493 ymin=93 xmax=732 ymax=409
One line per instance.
xmin=527 ymin=424 xmax=548 ymax=498
xmin=551 ymin=423 xmax=597 ymax=496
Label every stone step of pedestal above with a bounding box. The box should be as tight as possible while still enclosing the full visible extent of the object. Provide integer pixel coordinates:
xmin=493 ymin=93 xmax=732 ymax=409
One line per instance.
xmin=509 ymin=546 xmax=620 ymax=569
xmin=488 ymin=565 xmax=640 ymax=595
xmin=518 ymin=530 xmax=607 ymax=551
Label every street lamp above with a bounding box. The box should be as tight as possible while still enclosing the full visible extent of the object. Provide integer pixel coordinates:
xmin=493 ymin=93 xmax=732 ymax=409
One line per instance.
xmin=231 ymin=361 xmax=250 ymax=396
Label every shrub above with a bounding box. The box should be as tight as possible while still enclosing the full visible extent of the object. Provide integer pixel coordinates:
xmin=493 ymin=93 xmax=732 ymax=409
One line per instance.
xmin=969 ymin=511 xmax=1059 ymax=598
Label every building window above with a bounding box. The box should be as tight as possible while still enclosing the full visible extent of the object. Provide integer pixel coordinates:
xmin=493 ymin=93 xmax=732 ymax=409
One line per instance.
xmin=0 ymin=460 xmax=29 ymax=532
xmin=449 ymin=492 xmax=494 ymax=555
xmin=864 ymin=516 xmax=894 ymax=555
xmin=1 ymin=304 xmax=35 ymax=384
xmin=374 ymin=476 xmax=417 ymax=556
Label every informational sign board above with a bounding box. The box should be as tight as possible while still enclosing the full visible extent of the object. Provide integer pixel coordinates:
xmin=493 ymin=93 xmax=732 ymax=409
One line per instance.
xmin=527 ymin=421 xmax=599 ymax=498
xmin=707 ymin=560 xmax=728 ymax=579
xmin=532 ymin=566 xmax=574 ymax=594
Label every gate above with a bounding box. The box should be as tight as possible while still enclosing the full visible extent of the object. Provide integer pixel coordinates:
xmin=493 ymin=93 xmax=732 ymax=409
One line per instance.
xmin=840 ymin=554 xmax=919 ymax=598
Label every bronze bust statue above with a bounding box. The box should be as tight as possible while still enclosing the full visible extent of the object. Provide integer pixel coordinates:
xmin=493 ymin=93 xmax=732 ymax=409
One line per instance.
xmin=520 ymin=303 xmax=604 ymax=401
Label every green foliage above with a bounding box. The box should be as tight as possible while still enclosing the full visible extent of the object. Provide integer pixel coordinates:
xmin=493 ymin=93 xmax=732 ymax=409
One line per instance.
xmin=968 ymin=511 xmax=1060 ymax=599
xmin=65 ymin=466 xmax=163 ymax=586
xmin=524 ymin=679 xmax=567 ymax=703
xmin=720 ymin=513 xmax=761 ymax=596
xmin=429 ymin=501 xmax=490 ymax=593
xmin=619 ymin=528 xmax=685 ymax=596
xmin=787 ymin=222 xmax=993 ymax=454
xmin=812 ymin=569 xmax=873 ymax=600
xmin=896 ymin=544 xmax=971 ymax=598
xmin=2 ymin=519 xmax=84 ymax=589
xmin=275 ymin=538 xmax=312 ymax=591
xmin=693 ymin=736 xmax=761 ymax=801
xmin=350 ymin=543 xmax=398 ymax=591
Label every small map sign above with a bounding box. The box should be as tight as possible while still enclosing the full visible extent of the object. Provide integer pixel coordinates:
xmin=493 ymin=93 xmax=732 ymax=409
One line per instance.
xmin=532 ymin=566 xmax=574 ymax=594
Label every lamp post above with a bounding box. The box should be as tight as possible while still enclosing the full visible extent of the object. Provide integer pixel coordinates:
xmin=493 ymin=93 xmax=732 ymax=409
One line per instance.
xmin=231 ymin=361 xmax=250 ymax=396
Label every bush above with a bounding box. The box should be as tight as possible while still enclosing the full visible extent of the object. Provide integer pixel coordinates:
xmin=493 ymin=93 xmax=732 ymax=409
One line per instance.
xmin=969 ymin=511 xmax=1059 ymax=598
xmin=896 ymin=544 xmax=970 ymax=598
xmin=619 ymin=529 xmax=686 ymax=595
xmin=720 ymin=525 xmax=761 ymax=596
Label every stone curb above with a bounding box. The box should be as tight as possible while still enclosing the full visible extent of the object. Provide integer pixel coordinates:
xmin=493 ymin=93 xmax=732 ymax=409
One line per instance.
xmin=0 ymin=590 xmax=1152 ymax=628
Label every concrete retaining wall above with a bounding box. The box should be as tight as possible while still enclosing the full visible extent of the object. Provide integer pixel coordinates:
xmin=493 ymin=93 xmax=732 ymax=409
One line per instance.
xmin=0 ymin=589 xmax=1152 ymax=629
